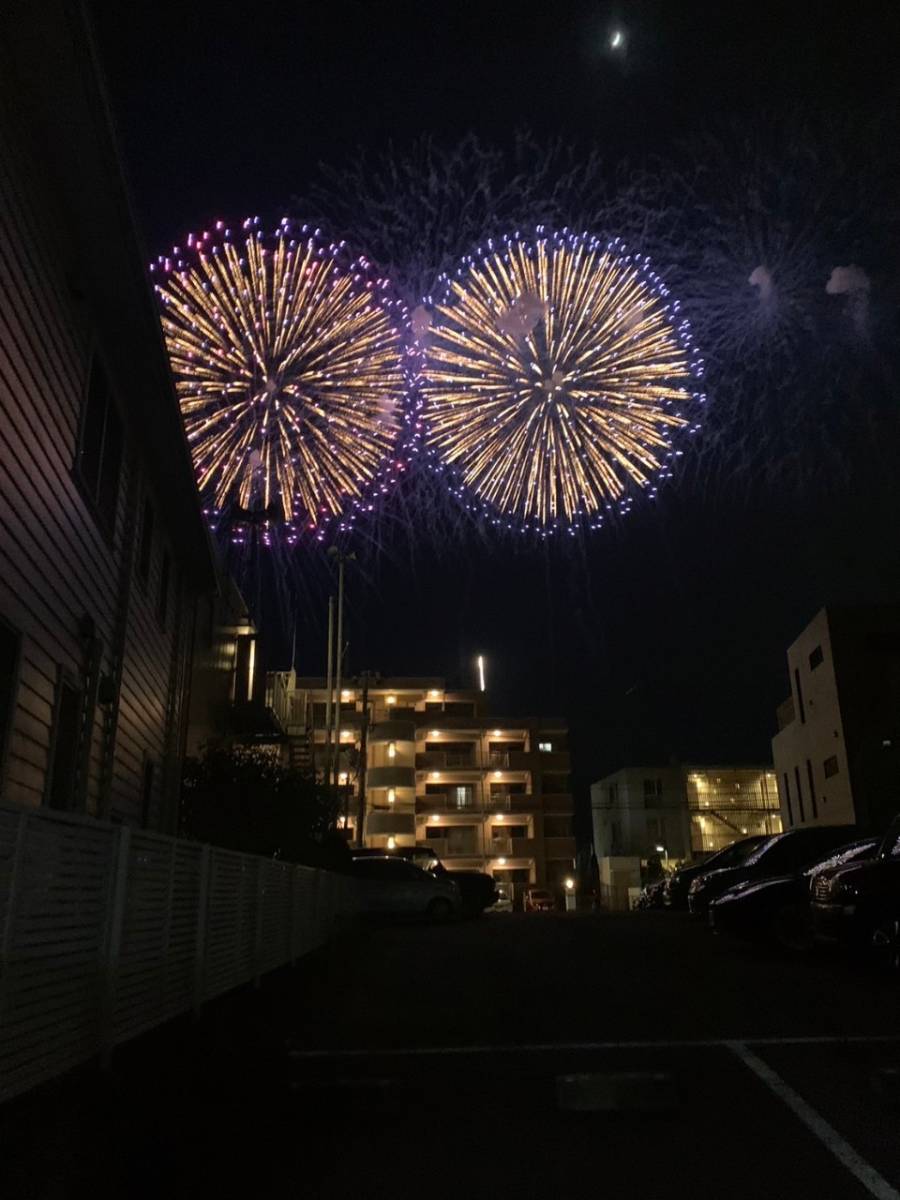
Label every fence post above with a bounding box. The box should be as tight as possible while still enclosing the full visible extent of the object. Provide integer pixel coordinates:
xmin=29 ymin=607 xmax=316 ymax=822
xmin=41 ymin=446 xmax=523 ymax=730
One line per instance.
xmin=253 ymin=858 xmax=265 ymax=989
xmin=101 ymin=825 xmax=131 ymax=1069
xmin=192 ymin=845 xmax=210 ymax=1020
xmin=0 ymin=812 xmax=28 ymax=1029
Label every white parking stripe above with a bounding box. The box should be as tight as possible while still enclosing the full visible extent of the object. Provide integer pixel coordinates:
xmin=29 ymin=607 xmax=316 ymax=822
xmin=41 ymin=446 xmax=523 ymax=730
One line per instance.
xmin=289 ymin=1033 xmax=900 ymax=1059
xmin=729 ymin=1041 xmax=900 ymax=1200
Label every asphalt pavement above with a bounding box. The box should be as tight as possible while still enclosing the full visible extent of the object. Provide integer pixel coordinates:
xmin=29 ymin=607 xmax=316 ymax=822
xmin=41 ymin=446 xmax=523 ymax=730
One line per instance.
xmin=4 ymin=911 xmax=899 ymax=1199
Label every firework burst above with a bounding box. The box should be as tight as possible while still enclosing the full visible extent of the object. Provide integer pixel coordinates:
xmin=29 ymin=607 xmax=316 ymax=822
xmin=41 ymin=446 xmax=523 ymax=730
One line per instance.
xmin=153 ymin=217 xmax=412 ymax=541
xmin=421 ymin=228 xmax=704 ymax=532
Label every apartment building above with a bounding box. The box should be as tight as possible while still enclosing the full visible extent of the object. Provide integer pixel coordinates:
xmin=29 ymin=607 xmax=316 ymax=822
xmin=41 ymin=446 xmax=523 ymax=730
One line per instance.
xmin=591 ymin=764 xmax=782 ymax=863
xmin=284 ymin=676 xmax=575 ymax=894
xmin=772 ymin=605 xmax=900 ymax=833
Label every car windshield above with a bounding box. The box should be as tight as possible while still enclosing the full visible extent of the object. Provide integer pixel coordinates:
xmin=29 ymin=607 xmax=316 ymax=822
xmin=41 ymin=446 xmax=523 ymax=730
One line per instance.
xmin=742 ymin=836 xmax=781 ymax=866
xmin=803 ymin=839 xmax=878 ymax=877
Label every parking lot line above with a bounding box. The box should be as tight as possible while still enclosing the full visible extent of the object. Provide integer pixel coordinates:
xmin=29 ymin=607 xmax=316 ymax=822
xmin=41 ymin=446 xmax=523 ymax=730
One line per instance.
xmin=289 ymin=1033 xmax=900 ymax=1059
xmin=729 ymin=1041 xmax=900 ymax=1200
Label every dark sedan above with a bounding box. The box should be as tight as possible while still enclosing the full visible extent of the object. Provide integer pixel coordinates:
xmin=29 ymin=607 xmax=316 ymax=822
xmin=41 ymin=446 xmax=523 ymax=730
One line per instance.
xmin=687 ymin=825 xmax=858 ymax=917
xmin=708 ymin=836 xmax=878 ymax=950
xmin=811 ymin=815 xmax=900 ymax=968
xmin=663 ymin=836 xmax=767 ymax=910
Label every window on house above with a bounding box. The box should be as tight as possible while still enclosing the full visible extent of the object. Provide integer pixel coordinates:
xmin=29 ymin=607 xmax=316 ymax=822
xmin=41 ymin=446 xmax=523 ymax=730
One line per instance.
xmin=794 ymin=765 xmax=805 ymax=823
xmin=452 ymin=786 xmax=473 ymax=808
xmin=782 ymin=772 xmax=793 ymax=826
xmin=138 ymin=498 xmax=154 ymax=584
xmin=77 ymin=356 xmax=123 ymax=529
xmin=538 ymin=741 xmax=552 ymax=753
xmin=823 ymin=755 xmax=839 ymax=778
xmin=494 ymin=824 xmax=528 ymax=839
xmin=0 ymin=620 xmax=21 ymax=779
xmin=157 ymin=550 xmax=171 ymax=625
xmin=643 ymin=778 xmax=663 ymax=799
xmin=794 ymin=668 xmax=806 ymax=724
xmin=809 ymin=645 xmax=824 ymax=670
xmin=46 ymin=677 xmax=82 ymax=810
xmin=806 ymin=759 xmax=818 ymax=820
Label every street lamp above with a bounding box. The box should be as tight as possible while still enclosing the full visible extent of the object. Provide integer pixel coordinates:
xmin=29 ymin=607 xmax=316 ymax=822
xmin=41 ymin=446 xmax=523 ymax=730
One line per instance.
xmin=564 ymin=876 xmax=576 ymax=912
xmin=655 ymin=844 xmax=669 ymax=870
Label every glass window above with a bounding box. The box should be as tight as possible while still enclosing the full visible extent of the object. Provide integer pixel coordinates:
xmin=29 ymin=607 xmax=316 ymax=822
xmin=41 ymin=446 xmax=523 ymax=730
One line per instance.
xmin=46 ymin=677 xmax=82 ymax=810
xmin=809 ymin=645 xmax=824 ymax=670
xmin=538 ymin=741 xmax=552 ymax=753
xmin=823 ymin=755 xmax=839 ymax=778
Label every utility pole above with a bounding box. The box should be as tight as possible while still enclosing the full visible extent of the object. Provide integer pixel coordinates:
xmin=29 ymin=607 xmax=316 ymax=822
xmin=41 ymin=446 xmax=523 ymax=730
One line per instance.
xmin=355 ymin=671 xmax=371 ymax=848
xmin=323 ymin=594 xmax=334 ymax=789
xmin=331 ymin=555 xmax=345 ymax=788
xmin=326 ymin=547 xmax=354 ymax=788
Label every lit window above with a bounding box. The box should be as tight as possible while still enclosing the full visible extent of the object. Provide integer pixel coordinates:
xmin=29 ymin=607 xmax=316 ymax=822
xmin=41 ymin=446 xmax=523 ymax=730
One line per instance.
xmin=538 ymin=741 xmax=552 ymax=753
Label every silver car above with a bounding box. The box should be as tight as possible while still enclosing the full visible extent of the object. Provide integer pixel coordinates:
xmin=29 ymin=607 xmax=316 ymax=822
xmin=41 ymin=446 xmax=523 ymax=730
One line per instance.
xmin=350 ymin=855 xmax=461 ymax=919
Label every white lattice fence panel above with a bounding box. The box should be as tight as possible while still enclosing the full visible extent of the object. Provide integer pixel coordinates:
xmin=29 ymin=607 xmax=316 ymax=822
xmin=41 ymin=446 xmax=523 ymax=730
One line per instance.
xmin=0 ymin=810 xmax=114 ymax=1100
xmin=0 ymin=805 xmax=357 ymax=1104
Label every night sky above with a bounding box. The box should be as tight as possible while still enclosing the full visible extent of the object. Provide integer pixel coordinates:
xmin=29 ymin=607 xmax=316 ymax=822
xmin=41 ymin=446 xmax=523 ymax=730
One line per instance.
xmin=89 ymin=1 xmax=900 ymax=839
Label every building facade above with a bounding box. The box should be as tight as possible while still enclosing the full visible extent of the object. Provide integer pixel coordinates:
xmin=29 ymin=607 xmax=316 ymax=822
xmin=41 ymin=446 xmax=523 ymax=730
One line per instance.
xmin=283 ymin=676 xmax=576 ymax=894
xmin=591 ymin=764 xmax=782 ymax=865
xmin=0 ymin=1 xmax=215 ymax=830
xmin=771 ymin=605 xmax=900 ymax=834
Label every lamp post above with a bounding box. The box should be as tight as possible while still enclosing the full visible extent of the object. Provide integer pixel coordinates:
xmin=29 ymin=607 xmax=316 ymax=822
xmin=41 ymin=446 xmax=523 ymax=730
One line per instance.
xmin=564 ymin=876 xmax=576 ymax=912
xmin=656 ymin=844 xmax=669 ymax=871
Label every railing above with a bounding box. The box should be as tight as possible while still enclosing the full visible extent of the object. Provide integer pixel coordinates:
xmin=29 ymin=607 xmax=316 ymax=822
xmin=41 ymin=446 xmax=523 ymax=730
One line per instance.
xmin=0 ymin=805 xmax=361 ymax=1105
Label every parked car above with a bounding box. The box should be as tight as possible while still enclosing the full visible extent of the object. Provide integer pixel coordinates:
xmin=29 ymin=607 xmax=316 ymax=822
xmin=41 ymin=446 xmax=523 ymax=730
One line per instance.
xmin=709 ymin=837 xmax=879 ymax=950
xmin=688 ymin=825 xmax=858 ymax=918
xmin=350 ymin=848 xmax=495 ymax=917
xmin=445 ymin=870 xmax=498 ymax=918
xmin=664 ymin=836 xmax=768 ymax=910
xmin=524 ymin=887 xmax=554 ymax=912
xmin=348 ymin=855 xmax=461 ymax=919
xmin=811 ymin=815 xmax=900 ymax=969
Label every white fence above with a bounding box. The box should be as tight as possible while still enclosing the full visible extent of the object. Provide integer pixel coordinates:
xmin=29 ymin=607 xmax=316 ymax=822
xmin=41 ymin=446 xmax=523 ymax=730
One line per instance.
xmin=0 ymin=804 xmax=360 ymax=1104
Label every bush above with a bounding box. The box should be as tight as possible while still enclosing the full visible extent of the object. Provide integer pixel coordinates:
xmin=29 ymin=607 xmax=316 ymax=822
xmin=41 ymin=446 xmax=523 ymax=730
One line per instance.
xmin=181 ymin=745 xmax=344 ymax=867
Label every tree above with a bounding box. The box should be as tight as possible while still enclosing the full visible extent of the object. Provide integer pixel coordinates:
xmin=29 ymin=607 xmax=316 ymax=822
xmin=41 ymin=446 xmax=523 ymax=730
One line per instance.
xmin=181 ymin=745 xmax=345 ymax=867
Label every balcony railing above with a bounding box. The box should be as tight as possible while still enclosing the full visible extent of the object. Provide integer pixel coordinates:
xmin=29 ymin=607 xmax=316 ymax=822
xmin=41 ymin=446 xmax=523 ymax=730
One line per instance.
xmin=416 ymin=751 xmax=479 ymax=769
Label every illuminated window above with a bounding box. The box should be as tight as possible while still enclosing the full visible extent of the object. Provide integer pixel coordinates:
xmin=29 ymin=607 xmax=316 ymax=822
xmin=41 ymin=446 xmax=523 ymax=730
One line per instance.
xmin=538 ymin=741 xmax=552 ymax=753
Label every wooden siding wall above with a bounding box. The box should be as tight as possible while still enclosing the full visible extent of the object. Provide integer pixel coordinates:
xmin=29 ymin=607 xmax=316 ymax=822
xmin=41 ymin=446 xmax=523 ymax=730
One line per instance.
xmin=0 ymin=95 xmax=198 ymax=830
